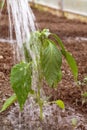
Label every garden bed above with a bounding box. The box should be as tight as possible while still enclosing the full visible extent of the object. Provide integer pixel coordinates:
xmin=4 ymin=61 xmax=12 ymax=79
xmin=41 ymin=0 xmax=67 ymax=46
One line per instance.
xmin=0 ymin=7 xmax=87 ymax=130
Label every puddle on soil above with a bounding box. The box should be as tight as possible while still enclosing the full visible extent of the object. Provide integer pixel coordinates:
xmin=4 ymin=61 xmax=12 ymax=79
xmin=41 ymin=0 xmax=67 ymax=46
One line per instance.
xmin=7 ymin=97 xmax=87 ymax=130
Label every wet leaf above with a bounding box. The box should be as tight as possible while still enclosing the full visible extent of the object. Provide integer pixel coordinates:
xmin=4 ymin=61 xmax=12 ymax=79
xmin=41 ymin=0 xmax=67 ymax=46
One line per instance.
xmin=55 ymin=99 xmax=65 ymax=109
xmin=0 ymin=94 xmax=17 ymax=113
xmin=23 ymin=43 xmax=32 ymax=63
xmin=63 ymin=51 xmax=78 ymax=80
xmin=41 ymin=29 xmax=51 ymax=38
xmin=52 ymin=33 xmax=65 ymax=52
xmin=10 ymin=62 xmax=32 ymax=110
xmin=41 ymin=40 xmax=62 ymax=87
xmin=51 ymin=33 xmax=78 ymax=80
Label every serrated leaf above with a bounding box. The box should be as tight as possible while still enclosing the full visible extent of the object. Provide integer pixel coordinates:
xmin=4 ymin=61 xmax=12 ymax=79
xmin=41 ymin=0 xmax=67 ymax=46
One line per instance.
xmin=0 ymin=94 xmax=17 ymax=113
xmin=41 ymin=40 xmax=62 ymax=87
xmin=63 ymin=51 xmax=78 ymax=80
xmin=55 ymin=99 xmax=65 ymax=109
xmin=10 ymin=62 xmax=32 ymax=110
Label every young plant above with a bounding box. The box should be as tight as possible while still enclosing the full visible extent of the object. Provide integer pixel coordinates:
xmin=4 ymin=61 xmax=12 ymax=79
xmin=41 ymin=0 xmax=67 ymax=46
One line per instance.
xmin=0 ymin=29 xmax=78 ymax=119
xmin=81 ymin=92 xmax=87 ymax=105
xmin=77 ymin=76 xmax=87 ymax=105
xmin=81 ymin=76 xmax=87 ymax=105
xmin=71 ymin=118 xmax=78 ymax=130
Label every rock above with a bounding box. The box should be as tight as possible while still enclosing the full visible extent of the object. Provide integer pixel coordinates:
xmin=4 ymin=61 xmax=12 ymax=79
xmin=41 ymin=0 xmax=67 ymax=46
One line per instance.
xmin=0 ymin=55 xmax=3 ymax=59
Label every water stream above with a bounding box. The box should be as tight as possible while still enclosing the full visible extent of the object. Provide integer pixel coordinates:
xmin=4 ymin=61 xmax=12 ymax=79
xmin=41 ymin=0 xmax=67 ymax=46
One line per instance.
xmin=6 ymin=0 xmax=40 ymax=129
xmin=7 ymin=0 xmax=37 ymax=61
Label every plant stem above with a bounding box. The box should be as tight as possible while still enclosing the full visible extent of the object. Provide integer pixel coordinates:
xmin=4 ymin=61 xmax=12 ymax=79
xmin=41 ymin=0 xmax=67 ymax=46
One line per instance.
xmin=36 ymin=58 xmax=43 ymax=120
xmin=37 ymin=85 xmax=43 ymax=120
xmin=39 ymin=100 xmax=43 ymax=120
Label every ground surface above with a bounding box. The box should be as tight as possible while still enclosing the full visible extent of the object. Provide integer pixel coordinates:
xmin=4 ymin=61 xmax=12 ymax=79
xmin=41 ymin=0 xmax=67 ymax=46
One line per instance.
xmin=0 ymin=6 xmax=87 ymax=130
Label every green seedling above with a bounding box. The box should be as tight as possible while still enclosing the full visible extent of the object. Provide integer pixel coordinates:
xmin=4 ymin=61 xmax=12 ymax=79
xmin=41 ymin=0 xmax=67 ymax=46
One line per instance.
xmin=0 ymin=29 xmax=78 ymax=119
xmin=71 ymin=118 xmax=78 ymax=130
xmin=77 ymin=76 xmax=87 ymax=105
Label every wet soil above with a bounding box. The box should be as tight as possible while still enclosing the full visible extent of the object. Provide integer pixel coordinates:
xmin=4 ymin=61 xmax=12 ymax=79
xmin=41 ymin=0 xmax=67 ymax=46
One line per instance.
xmin=0 ymin=7 xmax=87 ymax=130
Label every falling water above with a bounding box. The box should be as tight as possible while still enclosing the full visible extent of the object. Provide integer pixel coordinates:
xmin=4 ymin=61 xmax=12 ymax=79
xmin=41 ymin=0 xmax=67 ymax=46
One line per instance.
xmin=1 ymin=0 xmax=39 ymax=94
xmin=6 ymin=0 xmax=40 ymax=129
xmin=7 ymin=0 xmax=40 ymax=93
xmin=7 ymin=0 xmax=37 ymax=60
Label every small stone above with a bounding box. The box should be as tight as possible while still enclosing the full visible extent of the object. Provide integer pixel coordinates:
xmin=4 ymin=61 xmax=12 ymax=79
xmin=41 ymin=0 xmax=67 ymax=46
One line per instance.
xmin=4 ymin=64 xmax=9 ymax=69
xmin=0 ymin=55 xmax=3 ymax=59
xmin=3 ymin=119 xmax=11 ymax=125
xmin=0 ymin=91 xmax=2 ymax=94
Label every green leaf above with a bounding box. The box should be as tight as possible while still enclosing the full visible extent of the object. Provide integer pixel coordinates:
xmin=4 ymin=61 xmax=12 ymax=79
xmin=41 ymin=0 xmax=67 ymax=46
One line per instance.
xmin=41 ymin=40 xmax=62 ymax=87
xmin=63 ymin=51 xmax=78 ymax=80
xmin=23 ymin=43 xmax=32 ymax=63
xmin=29 ymin=31 xmax=41 ymax=58
xmin=55 ymin=99 xmax=65 ymax=109
xmin=0 ymin=94 xmax=17 ymax=113
xmin=52 ymin=33 xmax=78 ymax=80
xmin=41 ymin=29 xmax=51 ymax=38
xmin=51 ymin=33 xmax=66 ymax=53
xmin=10 ymin=62 xmax=32 ymax=110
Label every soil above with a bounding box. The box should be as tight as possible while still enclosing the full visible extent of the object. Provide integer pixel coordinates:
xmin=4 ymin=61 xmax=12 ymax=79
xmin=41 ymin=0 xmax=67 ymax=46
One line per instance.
xmin=0 ymin=6 xmax=87 ymax=130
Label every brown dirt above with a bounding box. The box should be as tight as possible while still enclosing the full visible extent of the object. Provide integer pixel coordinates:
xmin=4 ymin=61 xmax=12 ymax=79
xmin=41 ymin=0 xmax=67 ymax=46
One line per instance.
xmin=32 ymin=7 xmax=87 ymax=38
xmin=0 ymin=6 xmax=87 ymax=129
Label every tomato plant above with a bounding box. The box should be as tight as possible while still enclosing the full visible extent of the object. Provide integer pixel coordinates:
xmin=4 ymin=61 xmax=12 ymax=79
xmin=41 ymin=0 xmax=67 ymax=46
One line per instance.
xmin=0 ymin=29 xmax=78 ymax=119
